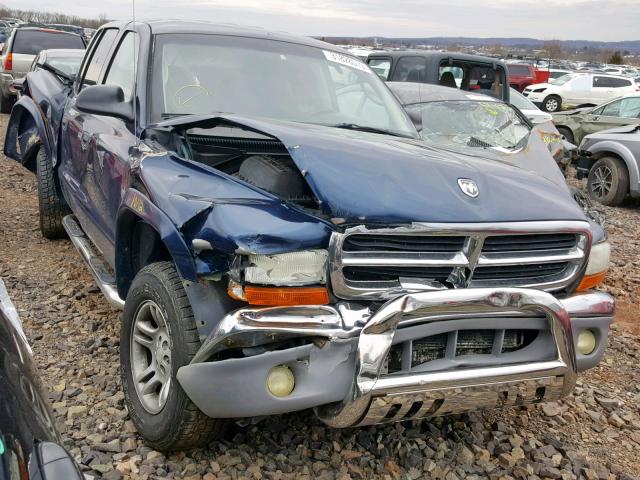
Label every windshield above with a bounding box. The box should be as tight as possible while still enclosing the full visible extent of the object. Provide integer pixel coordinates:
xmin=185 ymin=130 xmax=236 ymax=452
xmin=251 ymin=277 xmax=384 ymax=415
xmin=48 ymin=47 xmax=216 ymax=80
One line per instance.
xmin=150 ymin=34 xmax=416 ymax=137
xmin=406 ymin=100 xmax=530 ymax=150
xmin=550 ymin=74 xmax=578 ymax=86
xmin=40 ymin=51 xmax=84 ymax=76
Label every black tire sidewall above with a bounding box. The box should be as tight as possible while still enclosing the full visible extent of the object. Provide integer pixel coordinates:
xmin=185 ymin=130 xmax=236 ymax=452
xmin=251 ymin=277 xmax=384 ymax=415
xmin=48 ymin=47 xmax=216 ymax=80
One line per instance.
xmin=121 ymin=264 xmax=197 ymax=444
xmin=587 ymin=157 xmax=628 ymax=206
xmin=557 ymin=127 xmax=574 ymax=145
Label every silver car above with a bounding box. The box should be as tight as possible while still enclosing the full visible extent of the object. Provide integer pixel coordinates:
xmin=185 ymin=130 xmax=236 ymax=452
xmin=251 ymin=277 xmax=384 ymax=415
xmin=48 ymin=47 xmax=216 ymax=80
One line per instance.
xmin=577 ymin=124 xmax=640 ymax=205
xmin=0 ymin=27 xmax=85 ymax=112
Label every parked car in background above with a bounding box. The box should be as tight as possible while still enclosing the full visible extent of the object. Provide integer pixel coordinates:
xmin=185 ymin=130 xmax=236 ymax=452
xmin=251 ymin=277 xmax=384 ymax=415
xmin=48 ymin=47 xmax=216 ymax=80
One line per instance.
xmin=367 ymin=50 xmax=510 ymax=101
xmin=577 ymin=125 xmax=640 ymax=205
xmin=552 ymin=93 xmax=640 ymax=145
xmin=6 ymin=20 xmax=614 ymax=452
xmin=0 ymin=27 xmax=86 ymax=112
xmin=388 ymin=82 xmax=570 ymax=170
xmin=507 ymin=63 xmax=536 ymax=92
xmin=29 ymin=48 xmax=85 ymax=78
xmin=510 ymin=87 xmax=553 ymax=124
xmin=0 ymin=278 xmax=84 ymax=480
xmin=45 ymin=24 xmax=86 ymax=38
xmin=523 ymin=73 xmax=638 ymax=113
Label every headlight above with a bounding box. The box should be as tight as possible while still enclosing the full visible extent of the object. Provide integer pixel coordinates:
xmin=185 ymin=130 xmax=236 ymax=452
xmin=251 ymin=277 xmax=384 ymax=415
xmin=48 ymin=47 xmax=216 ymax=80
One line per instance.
xmin=577 ymin=241 xmax=610 ymax=291
xmin=244 ymin=249 xmax=328 ymax=286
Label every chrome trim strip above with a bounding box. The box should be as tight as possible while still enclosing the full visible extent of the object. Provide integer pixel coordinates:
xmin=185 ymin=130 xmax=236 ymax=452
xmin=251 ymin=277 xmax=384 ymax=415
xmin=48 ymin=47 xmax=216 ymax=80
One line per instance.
xmin=330 ymin=222 xmax=592 ymax=300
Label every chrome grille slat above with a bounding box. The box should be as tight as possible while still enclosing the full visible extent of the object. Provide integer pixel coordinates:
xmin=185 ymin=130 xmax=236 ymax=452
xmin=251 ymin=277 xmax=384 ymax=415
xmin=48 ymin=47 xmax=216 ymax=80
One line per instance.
xmin=329 ymin=222 xmax=591 ymax=300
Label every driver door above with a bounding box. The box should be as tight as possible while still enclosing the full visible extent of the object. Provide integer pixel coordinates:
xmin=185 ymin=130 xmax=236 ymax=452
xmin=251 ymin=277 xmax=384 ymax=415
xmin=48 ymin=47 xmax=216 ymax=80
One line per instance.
xmin=59 ymin=27 xmax=119 ymax=256
xmin=582 ymin=97 xmax=640 ymax=136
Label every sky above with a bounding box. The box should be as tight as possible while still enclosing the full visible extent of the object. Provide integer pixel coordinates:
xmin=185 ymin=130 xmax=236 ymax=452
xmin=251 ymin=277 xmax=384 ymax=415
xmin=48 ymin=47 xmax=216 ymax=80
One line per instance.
xmin=12 ymin=0 xmax=640 ymax=42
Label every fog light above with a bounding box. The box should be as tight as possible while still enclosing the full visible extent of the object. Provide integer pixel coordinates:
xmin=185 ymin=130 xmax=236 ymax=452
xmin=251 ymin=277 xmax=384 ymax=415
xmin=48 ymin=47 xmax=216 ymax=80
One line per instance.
xmin=266 ymin=365 xmax=295 ymax=397
xmin=577 ymin=330 xmax=597 ymax=355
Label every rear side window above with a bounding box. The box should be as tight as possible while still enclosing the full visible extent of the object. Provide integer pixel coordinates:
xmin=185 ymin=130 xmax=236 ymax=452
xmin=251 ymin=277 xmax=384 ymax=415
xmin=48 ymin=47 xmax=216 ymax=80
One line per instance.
xmin=508 ymin=65 xmax=531 ymax=76
xmin=609 ymin=77 xmax=632 ymax=88
xmin=394 ymin=57 xmax=427 ymax=82
xmin=368 ymin=58 xmax=391 ymax=80
xmin=80 ymin=28 xmax=118 ymax=89
xmin=12 ymin=30 xmax=84 ymax=55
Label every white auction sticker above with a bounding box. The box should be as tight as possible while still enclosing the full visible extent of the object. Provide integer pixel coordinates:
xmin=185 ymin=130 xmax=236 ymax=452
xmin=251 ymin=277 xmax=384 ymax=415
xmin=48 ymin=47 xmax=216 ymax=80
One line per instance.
xmin=323 ymin=50 xmax=373 ymax=74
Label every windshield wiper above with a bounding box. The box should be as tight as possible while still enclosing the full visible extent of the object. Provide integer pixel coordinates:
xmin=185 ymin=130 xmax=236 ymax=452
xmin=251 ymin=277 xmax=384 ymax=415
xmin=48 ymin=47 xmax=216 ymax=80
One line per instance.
xmin=40 ymin=63 xmax=74 ymax=84
xmin=329 ymin=123 xmax=413 ymax=138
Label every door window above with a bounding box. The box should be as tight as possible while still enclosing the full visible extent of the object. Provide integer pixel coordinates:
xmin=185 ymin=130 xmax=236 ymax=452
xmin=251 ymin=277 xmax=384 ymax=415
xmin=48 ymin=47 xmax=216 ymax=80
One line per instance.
xmin=104 ymin=32 xmax=137 ymax=102
xmin=599 ymin=99 xmax=622 ymax=116
xmin=80 ymin=28 xmax=118 ymax=89
xmin=609 ymin=77 xmax=632 ymax=88
xmin=592 ymin=76 xmax=608 ymax=88
xmin=619 ymin=97 xmax=640 ymax=118
xmin=368 ymin=58 xmax=391 ymax=80
xmin=394 ymin=57 xmax=427 ymax=82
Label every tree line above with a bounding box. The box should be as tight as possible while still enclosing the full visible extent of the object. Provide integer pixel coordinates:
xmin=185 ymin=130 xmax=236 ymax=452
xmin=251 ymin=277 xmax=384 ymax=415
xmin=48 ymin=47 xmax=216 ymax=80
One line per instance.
xmin=0 ymin=7 xmax=108 ymax=29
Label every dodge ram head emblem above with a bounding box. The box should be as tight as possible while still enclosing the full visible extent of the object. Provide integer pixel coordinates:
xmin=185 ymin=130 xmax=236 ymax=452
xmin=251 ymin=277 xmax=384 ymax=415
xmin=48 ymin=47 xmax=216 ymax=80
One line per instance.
xmin=458 ymin=178 xmax=479 ymax=198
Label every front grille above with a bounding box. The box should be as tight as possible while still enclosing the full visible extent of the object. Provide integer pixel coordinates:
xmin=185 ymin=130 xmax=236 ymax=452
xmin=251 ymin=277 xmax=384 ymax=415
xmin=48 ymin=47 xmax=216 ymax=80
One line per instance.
xmin=385 ymin=328 xmax=540 ymax=374
xmin=330 ymin=223 xmax=590 ymax=299
xmin=482 ymin=233 xmax=577 ymax=252
xmin=343 ymin=234 xmax=465 ymax=253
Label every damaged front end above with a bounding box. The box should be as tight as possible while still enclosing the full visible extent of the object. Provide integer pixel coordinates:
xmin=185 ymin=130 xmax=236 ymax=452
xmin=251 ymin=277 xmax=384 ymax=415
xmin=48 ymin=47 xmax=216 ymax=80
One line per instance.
xmin=133 ymin=114 xmax=614 ymax=425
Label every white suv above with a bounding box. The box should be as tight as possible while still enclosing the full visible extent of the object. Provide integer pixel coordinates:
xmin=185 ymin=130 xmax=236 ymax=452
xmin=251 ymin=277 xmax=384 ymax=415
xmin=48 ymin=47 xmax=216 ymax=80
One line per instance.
xmin=523 ymin=73 xmax=637 ymax=112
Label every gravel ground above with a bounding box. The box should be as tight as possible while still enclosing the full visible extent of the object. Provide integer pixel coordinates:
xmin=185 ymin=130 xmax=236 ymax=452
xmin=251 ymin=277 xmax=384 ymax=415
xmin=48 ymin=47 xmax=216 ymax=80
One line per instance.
xmin=0 ymin=114 xmax=639 ymax=480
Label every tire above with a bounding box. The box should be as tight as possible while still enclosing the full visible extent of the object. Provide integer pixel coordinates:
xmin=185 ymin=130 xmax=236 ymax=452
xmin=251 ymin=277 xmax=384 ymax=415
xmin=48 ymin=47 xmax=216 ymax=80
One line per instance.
xmin=36 ymin=147 xmax=70 ymax=239
xmin=121 ymin=261 xmax=227 ymax=451
xmin=543 ymin=95 xmax=562 ymax=112
xmin=0 ymin=92 xmax=13 ymax=114
xmin=557 ymin=127 xmax=575 ymax=145
xmin=587 ymin=156 xmax=629 ymax=206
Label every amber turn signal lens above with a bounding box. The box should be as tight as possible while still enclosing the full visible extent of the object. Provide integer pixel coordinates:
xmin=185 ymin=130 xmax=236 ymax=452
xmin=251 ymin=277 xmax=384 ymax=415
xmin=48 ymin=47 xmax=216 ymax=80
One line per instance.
xmin=576 ymin=270 xmax=607 ymax=292
xmin=244 ymin=286 xmax=329 ymax=306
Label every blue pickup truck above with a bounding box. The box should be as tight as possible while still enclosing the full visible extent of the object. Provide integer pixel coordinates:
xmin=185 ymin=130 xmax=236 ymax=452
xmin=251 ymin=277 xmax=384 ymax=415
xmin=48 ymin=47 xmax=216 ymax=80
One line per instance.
xmin=5 ymin=20 xmax=614 ymax=451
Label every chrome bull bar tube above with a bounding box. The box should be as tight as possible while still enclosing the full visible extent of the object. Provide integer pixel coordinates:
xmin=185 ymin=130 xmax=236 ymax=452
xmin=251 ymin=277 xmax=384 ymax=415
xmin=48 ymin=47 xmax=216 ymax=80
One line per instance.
xmin=316 ymin=288 xmax=577 ymax=428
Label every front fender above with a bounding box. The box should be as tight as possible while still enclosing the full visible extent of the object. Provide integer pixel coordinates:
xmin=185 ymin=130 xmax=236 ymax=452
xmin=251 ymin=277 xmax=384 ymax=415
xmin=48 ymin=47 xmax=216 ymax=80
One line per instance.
xmin=3 ymin=96 xmax=52 ymax=172
xmin=587 ymin=141 xmax=640 ymax=195
xmin=116 ymin=188 xmax=198 ymax=298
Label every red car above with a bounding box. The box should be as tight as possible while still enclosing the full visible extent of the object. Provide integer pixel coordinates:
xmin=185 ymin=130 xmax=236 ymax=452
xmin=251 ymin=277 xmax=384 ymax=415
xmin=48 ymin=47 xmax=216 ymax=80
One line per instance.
xmin=507 ymin=63 xmax=537 ymax=92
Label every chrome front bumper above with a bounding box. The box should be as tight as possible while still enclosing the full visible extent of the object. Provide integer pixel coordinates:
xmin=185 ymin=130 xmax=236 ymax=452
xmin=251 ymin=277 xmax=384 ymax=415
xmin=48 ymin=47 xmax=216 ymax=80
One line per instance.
xmin=176 ymin=288 xmax=614 ymax=423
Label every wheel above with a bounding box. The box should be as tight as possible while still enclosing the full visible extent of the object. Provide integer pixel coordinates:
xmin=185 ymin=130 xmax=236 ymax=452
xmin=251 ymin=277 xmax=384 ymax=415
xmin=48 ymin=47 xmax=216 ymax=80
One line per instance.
xmin=36 ymin=147 xmax=70 ymax=239
xmin=0 ymin=92 xmax=14 ymax=113
xmin=121 ymin=261 xmax=227 ymax=451
xmin=557 ymin=127 xmax=575 ymax=145
xmin=543 ymin=95 xmax=562 ymax=112
xmin=587 ymin=156 xmax=629 ymax=206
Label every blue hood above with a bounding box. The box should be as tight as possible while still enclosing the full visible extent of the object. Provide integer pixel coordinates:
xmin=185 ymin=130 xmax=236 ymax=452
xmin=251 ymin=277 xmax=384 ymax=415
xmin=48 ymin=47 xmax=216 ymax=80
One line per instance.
xmin=151 ymin=114 xmax=588 ymax=226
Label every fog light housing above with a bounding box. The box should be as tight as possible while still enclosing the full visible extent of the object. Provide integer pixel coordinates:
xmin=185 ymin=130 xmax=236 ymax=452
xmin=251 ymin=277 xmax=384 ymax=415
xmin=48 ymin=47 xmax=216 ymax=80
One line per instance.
xmin=577 ymin=330 xmax=597 ymax=355
xmin=266 ymin=365 xmax=295 ymax=397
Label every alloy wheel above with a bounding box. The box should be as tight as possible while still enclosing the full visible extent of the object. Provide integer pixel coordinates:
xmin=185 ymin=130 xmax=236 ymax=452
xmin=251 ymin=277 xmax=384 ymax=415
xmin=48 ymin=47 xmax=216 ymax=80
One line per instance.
xmin=591 ymin=165 xmax=613 ymax=199
xmin=545 ymin=98 xmax=559 ymax=112
xmin=130 ymin=300 xmax=172 ymax=414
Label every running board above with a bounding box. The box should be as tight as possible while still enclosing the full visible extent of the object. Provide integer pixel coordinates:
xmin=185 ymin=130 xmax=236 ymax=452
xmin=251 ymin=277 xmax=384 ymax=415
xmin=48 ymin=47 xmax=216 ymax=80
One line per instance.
xmin=62 ymin=215 xmax=125 ymax=309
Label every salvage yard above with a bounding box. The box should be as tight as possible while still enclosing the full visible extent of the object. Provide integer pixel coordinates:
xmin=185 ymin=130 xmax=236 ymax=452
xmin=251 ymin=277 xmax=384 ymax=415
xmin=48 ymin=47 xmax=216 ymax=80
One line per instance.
xmin=0 ymin=113 xmax=639 ymax=479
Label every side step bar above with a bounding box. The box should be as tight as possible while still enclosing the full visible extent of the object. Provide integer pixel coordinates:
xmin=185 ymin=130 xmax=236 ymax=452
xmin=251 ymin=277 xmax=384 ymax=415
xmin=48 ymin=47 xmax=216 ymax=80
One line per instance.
xmin=62 ymin=215 xmax=125 ymax=310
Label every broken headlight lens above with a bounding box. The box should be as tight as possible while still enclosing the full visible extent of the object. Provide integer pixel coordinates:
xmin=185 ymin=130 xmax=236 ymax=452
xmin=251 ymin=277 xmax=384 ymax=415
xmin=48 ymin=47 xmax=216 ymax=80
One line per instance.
xmin=244 ymin=250 xmax=328 ymax=286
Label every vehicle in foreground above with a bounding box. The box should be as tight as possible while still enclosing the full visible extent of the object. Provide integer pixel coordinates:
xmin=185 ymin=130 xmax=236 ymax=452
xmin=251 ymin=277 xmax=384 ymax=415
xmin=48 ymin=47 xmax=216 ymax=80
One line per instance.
xmin=551 ymin=93 xmax=640 ymax=145
xmin=576 ymin=125 xmax=640 ymax=206
xmin=6 ymin=20 xmax=615 ymax=451
xmin=523 ymin=73 xmax=638 ymax=113
xmin=388 ymin=82 xmax=569 ymax=167
xmin=509 ymin=87 xmax=553 ymax=124
xmin=507 ymin=63 xmax=537 ymax=92
xmin=0 ymin=27 xmax=85 ymax=112
xmin=367 ymin=50 xmax=510 ymax=101
xmin=0 ymin=279 xmax=84 ymax=480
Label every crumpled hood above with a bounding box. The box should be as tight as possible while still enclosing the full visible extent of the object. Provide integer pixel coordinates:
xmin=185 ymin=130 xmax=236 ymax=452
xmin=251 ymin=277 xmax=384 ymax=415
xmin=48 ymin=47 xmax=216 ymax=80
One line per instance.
xmin=155 ymin=114 xmax=587 ymax=224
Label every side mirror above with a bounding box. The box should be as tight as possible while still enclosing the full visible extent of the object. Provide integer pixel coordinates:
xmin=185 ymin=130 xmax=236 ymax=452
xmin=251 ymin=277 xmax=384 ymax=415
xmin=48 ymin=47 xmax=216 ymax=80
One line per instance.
xmin=76 ymin=84 xmax=134 ymax=122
